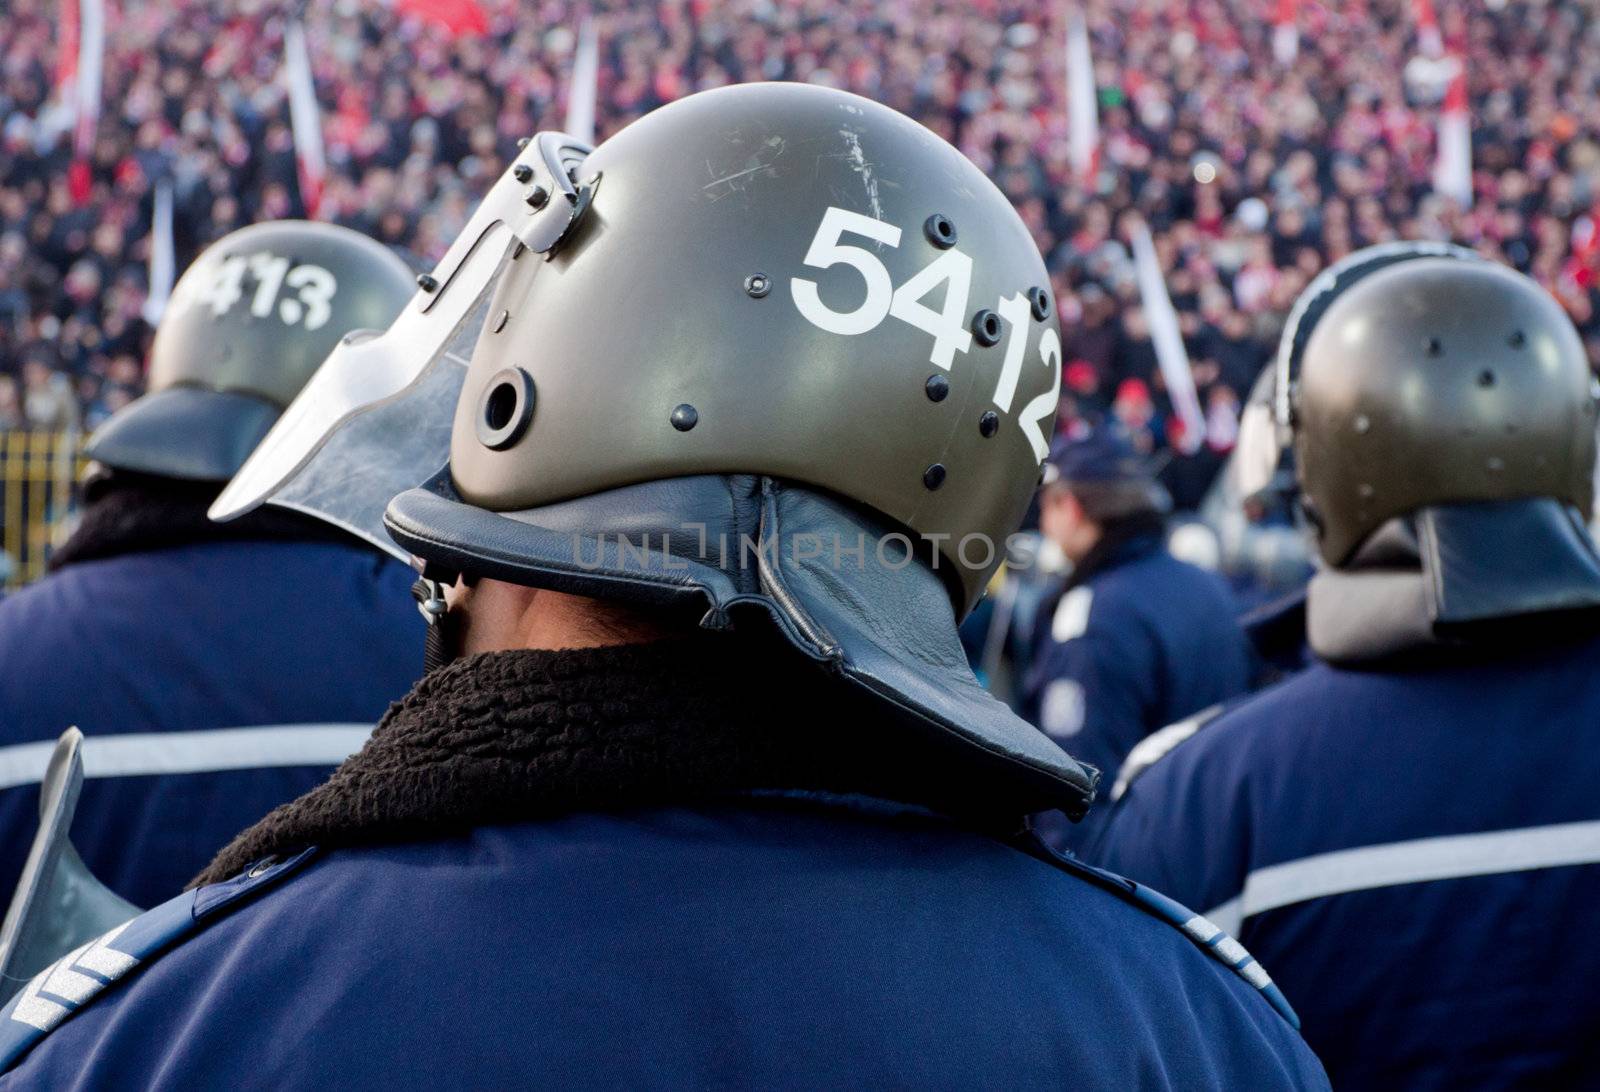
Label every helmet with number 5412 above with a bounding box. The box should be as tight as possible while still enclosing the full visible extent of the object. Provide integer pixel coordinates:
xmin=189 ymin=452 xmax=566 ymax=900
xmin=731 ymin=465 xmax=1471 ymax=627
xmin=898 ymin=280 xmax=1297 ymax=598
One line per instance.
xmin=217 ymin=83 xmax=1094 ymax=818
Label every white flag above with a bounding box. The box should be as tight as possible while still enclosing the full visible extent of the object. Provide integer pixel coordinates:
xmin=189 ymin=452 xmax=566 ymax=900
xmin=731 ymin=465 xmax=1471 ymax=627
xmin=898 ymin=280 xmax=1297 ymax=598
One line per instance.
xmin=1131 ymin=223 xmax=1204 ymax=455
xmin=1272 ymin=0 xmax=1298 ymax=66
xmin=1066 ymin=14 xmax=1098 ymax=183
xmin=565 ymin=19 xmax=599 ymax=146
xmin=1432 ymin=67 xmax=1472 ymax=207
xmin=67 ymin=0 xmax=105 ymax=203
xmin=1415 ymin=0 xmax=1444 ymax=59
xmin=141 ymin=178 xmax=175 ymax=326
xmin=284 ymin=20 xmax=326 ymax=216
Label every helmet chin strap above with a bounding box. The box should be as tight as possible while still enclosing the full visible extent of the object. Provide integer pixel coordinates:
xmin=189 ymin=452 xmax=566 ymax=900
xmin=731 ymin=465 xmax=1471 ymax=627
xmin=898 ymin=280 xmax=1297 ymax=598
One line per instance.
xmin=411 ymin=575 xmax=459 ymax=673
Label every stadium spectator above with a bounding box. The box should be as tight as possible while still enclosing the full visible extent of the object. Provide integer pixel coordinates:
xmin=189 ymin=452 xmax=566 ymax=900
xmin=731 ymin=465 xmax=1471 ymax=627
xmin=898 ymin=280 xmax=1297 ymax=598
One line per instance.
xmin=5 ymin=0 xmax=1600 ymax=508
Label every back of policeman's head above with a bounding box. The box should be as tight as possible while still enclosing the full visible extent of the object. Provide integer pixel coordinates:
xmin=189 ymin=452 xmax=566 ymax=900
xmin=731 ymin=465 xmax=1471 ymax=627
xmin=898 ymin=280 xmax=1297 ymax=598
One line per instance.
xmin=1290 ymin=258 xmax=1596 ymax=567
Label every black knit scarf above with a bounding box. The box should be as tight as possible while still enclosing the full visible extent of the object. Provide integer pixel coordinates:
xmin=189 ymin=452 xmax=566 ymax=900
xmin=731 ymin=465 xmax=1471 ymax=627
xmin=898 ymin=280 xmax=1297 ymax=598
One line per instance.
xmin=49 ymin=473 xmax=347 ymax=571
xmin=194 ymin=634 xmax=1024 ymax=886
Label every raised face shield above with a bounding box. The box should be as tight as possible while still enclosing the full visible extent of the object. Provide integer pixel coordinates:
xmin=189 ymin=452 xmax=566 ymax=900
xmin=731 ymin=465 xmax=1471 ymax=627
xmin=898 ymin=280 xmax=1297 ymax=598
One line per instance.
xmin=208 ymin=133 xmax=596 ymax=559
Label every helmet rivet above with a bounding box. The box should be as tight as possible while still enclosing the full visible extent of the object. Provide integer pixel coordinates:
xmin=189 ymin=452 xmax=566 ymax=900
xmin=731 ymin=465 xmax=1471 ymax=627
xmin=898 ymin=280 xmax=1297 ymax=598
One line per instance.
xmin=972 ymin=309 xmax=1003 ymax=346
xmin=744 ymin=273 xmax=771 ymax=299
xmin=477 ymin=367 xmax=537 ymax=450
xmin=492 ymin=310 xmax=510 ymax=333
xmin=925 ymin=374 xmax=950 ymax=402
xmin=1487 ymin=456 xmax=1505 ymax=472
xmin=1426 ymin=336 xmax=1443 ymax=356
xmin=1353 ymin=414 xmax=1370 ymax=434
xmin=1358 ymin=483 xmax=1375 ymax=500
xmin=1478 ymin=370 xmax=1496 ymax=388
xmin=516 ymin=136 xmax=531 ymax=149
xmin=1026 ymin=286 xmax=1050 ymax=321
xmin=1508 ymin=329 xmax=1526 ymax=349
xmin=512 ymin=164 xmax=534 ymax=183
xmin=671 ymin=404 xmax=699 ymax=432
xmin=416 ymin=273 xmax=439 ymax=293
xmin=924 ymin=214 xmax=958 ymax=249
xmin=526 ymin=185 xmax=550 ymax=210
xmin=979 ymin=411 xmax=1000 ymax=437
xmin=923 ymin=463 xmax=947 ymax=490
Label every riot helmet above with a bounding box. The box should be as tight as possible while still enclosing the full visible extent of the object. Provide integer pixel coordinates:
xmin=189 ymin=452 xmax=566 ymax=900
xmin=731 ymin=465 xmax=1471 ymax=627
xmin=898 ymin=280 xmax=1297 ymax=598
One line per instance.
xmin=1294 ymin=258 xmax=1597 ymax=565
xmin=1234 ymin=240 xmax=1484 ymax=505
xmin=86 ymin=221 xmax=414 ymax=484
xmin=215 ymin=84 xmax=1095 ymax=819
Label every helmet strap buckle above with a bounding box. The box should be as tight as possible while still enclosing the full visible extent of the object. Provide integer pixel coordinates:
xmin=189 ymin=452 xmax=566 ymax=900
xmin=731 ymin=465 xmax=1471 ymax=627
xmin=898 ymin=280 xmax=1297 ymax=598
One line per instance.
xmin=410 ymin=576 xmax=458 ymax=673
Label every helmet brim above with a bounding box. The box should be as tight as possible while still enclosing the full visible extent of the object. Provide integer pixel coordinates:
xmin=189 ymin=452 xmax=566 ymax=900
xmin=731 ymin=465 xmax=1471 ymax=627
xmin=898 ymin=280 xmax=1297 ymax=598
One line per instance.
xmin=86 ymin=386 xmax=282 ymax=483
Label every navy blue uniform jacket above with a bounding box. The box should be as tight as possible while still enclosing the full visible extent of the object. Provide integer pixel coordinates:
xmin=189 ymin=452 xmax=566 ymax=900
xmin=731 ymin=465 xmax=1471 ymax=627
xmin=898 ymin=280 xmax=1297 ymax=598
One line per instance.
xmin=1020 ymin=536 xmax=1252 ymax=846
xmin=0 ymin=538 xmax=420 ymax=906
xmin=0 ymin=796 xmax=1328 ymax=1089
xmin=1093 ymin=635 xmax=1600 ymax=1088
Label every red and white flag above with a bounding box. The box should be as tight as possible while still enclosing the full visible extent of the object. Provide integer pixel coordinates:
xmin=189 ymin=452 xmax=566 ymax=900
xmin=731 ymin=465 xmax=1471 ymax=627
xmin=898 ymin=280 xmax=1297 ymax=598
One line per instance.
xmin=60 ymin=0 xmax=105 ymax=204
xmin=1414 ymin=0 xmax=1443 ymax=59
xmin=1130 ymin=223 xmax=1204 ymax=456
xmin=564 ymin=18 xmax=599 ymax=146
xmin=1433 ymin=66 xmax=1472 ymax=208
xmin=1066 ymin=13 xmax=1098 ymax=185
xmin=283 ymin=19 xmax=327 ymax=217
xmin=1272 ymin=0 xmax=1298 ymax=66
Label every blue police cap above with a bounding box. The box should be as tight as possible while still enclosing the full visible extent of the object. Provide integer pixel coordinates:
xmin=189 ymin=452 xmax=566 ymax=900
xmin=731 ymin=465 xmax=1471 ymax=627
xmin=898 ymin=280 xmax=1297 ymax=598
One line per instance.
xmin=1041 ymin=424 xmax=1171 ymax=517
xmin=1042 ymin=424 xmax=1151 ymax=488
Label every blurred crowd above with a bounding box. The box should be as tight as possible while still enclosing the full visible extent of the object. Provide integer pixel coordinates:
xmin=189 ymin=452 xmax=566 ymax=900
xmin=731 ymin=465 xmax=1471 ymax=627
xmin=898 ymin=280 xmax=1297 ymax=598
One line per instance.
xmin=6 ymin=0 xmax=1600 ymax=507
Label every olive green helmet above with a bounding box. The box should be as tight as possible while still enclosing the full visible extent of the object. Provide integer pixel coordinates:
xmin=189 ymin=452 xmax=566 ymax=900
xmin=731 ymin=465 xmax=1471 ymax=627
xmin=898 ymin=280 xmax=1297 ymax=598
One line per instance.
xmin=1295 ymin=258 xmax=1597 ymax=564
xmin=86 ymin=220 xmax=414 ymax=482
xmin=215 ymin=84 xmax=1094 ymax=819
xmin=435 ymin=82 xmax=1061 ymax=616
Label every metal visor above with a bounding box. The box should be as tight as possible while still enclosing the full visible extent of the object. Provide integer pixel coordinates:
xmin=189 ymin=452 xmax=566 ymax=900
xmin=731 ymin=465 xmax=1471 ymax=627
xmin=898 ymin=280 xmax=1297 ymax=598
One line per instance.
xmin=209 ymin=132 xmax=596 ymax=559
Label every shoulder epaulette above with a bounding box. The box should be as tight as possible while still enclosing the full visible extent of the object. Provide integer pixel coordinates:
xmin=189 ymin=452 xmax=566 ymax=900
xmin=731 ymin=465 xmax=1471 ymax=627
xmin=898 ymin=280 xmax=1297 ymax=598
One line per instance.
xmin=1110 ymin=704 xmax=1227 ymax=803
xmin=1038 ymin=846 xmax=1300 ymax=1030
xmin=0 ymin=848 xmax=317 ymax=1073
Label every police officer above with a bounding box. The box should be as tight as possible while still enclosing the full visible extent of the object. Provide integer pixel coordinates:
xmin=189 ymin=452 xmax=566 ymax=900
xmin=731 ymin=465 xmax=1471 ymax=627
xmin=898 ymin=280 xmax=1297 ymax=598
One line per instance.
xmin=1092 ymin=255 xmax=1600 ymax=1086
xmin=0 ymin=221 xmax=420 ymax=908
xmin=1020 ymin=424 xmax=1252 ymax=847
xmin=0 ymin=86 xmax=1325 ymax=1088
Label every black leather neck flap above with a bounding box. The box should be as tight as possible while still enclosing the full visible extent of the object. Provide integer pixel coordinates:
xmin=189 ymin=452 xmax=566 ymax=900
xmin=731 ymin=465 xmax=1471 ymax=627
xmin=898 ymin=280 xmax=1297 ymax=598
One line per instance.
xmin=383 ymin=472 xmax=1097 ymax=819
xmin=1307 ymin=498 xmax=1600 ymax=665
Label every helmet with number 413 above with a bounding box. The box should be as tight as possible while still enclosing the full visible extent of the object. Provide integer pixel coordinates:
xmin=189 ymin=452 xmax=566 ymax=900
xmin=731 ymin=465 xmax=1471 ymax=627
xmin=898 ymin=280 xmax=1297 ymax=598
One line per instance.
xmin=87 ymin=220 xmax=413 ymax=484
xmin=219 ymin=83 xmax=1096 ymax=820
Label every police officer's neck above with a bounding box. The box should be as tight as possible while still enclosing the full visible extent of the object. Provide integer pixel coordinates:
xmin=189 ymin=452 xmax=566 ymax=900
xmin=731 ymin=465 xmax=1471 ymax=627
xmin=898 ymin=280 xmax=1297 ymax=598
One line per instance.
xmin=448 ymin=579 xmax=672 ymax=655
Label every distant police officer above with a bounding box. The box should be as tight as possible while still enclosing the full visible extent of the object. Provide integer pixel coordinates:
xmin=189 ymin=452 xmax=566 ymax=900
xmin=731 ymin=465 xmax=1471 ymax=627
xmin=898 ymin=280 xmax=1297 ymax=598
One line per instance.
xmin=0 ymin=86 xmax=1325 ymax=1088
xmin=1020 ymin=425 xmax=1252 ymax=847
xmin=1094 ymin=254 xmax=1600 ymax=1087
xmin=0 ymin=221 xmax=420 ymax=908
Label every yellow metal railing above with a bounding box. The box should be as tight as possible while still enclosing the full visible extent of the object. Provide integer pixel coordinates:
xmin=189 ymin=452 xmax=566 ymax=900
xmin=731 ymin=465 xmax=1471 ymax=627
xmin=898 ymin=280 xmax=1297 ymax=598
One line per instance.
xmin=1 ymin=431 xmax=87 ymax=590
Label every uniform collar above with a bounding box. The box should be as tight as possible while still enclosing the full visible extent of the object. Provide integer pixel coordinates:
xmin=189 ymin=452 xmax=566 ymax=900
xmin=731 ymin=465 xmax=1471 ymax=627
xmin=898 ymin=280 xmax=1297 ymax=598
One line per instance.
xmin=194 ymin=634 xmax=1027 ymax=886
xmin=1306 ymin=499 xmax=1600 ymax=667
xmin=1065 ymin=514 xmax=1166 ymax=592
xmin=49 ymin=474 xmax=346 ymax=571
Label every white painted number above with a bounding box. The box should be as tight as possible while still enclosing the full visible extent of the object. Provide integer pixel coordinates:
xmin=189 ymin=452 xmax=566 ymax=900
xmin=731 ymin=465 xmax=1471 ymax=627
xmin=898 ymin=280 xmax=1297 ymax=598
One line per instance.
xmin=189 ymin=251 xmax=339 ymax=331
xmin=791 ymin=207 xmax=902 ymax=335
xmin=790 ymin=206 xmax=1059 ymax=462
xmin=1018 ymin=327 xmax=1062 ymax=462
xmin=248 ymin=253 xmax=291 ymax=317
xmin=990 ymin=292 xmax=1033 ymax=412
xmin=889 ymin=247 xmax=973 ymax=371
xmin=282 ymin=263 xmax=338 ymax=331
xmin=199 ymin=255 xmax=248 ymax=317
